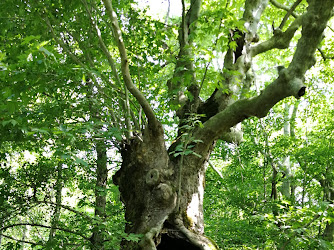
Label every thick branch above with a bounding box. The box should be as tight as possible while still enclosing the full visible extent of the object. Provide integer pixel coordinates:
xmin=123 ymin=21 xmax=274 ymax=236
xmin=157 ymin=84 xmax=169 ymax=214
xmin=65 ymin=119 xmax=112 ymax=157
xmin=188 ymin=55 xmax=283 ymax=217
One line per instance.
xmin=195 ymin=76 xmax=305 ymax=147
xmin=207 ymin=0 xmax=269 ymax=114
xmin=243 ymin=0 xmax=269 ymax=42
xmin=102 ymin=0 xmax=160 ymax=131
xmin=167 ymin=0 xmax=201 ymax=113
xmin=251 ymin=15 xmax=303 ymax=56
xmin=288 ymin=0 xmax=333 ymax=78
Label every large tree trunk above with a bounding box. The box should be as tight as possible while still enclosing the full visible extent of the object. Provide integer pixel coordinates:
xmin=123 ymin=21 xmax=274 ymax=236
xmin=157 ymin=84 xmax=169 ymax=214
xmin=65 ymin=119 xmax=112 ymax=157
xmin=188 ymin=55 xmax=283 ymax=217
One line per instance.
xmin=113 ymin=125 xmax=215 ymax=249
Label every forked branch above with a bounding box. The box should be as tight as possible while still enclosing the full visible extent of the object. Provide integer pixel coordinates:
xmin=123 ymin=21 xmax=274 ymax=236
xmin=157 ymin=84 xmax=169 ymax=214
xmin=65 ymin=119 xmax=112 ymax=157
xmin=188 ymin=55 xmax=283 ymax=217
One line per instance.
xmin=270 ymin=0 xmax=298 ymax=18
xmin=82 ymin=0 xmax=133 ymax=136
xmin=102 ymin=0 xmax=160 ymax=131
xmin=251 ymin=14 xmax=303 ymax=56
xmin=278 ymin=0 xmax=303 ymax=30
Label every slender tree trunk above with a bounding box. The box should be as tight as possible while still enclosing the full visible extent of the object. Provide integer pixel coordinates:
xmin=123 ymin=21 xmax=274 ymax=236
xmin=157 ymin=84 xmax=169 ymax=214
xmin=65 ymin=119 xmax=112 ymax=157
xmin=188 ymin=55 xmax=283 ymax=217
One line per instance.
xmin=47 ymin=162 xmax=63 ymax=247
xmin=289 ymin=101 xmax=299 ymax=204
xmin=323 ymin=222 xmax=334 ymax=242
xmin=90 ymin=140 xmax=108 ymax=249
xmin=322 ymin=182 xmax=334 ymax=241
xmin=280 ymin=103 xmax=292 ymax=199
xmin=84 ymin=77 xmax=109 ymax=249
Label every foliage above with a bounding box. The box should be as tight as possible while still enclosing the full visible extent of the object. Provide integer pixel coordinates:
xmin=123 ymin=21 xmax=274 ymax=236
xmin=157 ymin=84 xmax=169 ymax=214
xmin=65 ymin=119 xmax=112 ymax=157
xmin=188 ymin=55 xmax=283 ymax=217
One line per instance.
xmin=1 ymin=0 xmax=334 ymax=249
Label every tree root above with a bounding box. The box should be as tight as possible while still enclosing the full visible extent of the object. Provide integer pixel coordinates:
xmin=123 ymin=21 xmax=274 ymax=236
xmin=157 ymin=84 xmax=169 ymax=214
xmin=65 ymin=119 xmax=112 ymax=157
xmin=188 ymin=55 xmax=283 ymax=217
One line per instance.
xmin=174 ymin=218 xmax=218 ymax=250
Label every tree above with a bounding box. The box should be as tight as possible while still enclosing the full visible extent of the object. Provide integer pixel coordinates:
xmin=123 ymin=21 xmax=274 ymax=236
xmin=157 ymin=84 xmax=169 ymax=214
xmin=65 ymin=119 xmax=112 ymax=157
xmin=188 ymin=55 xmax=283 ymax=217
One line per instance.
xmin=1 ymin=0 xmax=334 ymax=249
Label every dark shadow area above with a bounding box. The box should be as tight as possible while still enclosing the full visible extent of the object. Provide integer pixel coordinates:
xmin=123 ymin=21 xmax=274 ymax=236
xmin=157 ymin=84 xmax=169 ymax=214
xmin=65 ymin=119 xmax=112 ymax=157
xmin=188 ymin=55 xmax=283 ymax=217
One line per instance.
xmin=157 ymin=234 xmax=201 ymax=250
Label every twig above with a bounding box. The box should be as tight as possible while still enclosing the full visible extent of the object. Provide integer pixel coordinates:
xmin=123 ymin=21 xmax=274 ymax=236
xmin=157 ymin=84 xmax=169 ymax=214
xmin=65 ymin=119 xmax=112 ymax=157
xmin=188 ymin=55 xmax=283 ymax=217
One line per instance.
xmin=278 ymin=0 xmax=303 ymax=30
xmin=0 ymin=234 xmax=42 ymax=246
xmin=0 ymin=223 xmax=90 ymax=241
xmin=208 ymin=161 xmax=223 ymax=179
xmin=317 ymin=48 xmax=334 ymax=61
xmin=270 ymin=0 xmax=298 ymax=18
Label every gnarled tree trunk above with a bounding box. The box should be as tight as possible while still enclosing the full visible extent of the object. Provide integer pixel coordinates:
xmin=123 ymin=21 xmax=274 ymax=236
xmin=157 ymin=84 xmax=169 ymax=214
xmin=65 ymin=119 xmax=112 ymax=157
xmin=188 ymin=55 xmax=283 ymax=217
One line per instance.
xmin=113 ymin=125 xmax=216 ymax=249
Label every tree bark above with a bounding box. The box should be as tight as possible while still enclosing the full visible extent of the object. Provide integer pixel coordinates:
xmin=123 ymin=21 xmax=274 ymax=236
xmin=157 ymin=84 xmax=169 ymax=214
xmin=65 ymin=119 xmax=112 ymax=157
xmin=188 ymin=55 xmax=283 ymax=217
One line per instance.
xmin=47 ymin=162 xmax=63 ymax=246
xmin=320 ymin=180 xmax=334 ymax=242
xmin=90 ymin=141 xmax=108 ymax=249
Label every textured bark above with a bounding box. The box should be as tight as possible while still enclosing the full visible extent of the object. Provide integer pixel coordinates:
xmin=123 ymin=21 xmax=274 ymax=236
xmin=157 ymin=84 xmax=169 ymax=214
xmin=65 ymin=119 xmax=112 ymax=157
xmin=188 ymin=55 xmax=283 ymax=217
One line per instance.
xmin=90 ymin=141 xmax=108 ymax=249
xmin=113 ymin=125 xmax=217 ymax=249
xmin=113 ymin=126 xmax=178 ymax=249
xmin=323 ymin=210 xmax=334 ymax=242
xmin=47 ymin=162 xmax=63 ymax=246
xmin=320 ymin=181 xmax=334 ymax=242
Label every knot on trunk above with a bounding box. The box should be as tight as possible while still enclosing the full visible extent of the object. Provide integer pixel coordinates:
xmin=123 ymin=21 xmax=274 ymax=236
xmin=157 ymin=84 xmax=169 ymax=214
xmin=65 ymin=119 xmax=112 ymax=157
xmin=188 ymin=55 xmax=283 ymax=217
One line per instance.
xmin=155 ymin=183 xmax=173 ymax=203
xmin=146 ymin=169 xmax=160 ymax=185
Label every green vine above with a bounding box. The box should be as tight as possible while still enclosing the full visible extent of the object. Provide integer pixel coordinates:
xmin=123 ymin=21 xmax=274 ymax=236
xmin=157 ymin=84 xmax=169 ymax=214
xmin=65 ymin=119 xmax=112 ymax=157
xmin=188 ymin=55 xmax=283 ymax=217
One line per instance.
xmin=170 ymin=113 xmax=204 ymax=211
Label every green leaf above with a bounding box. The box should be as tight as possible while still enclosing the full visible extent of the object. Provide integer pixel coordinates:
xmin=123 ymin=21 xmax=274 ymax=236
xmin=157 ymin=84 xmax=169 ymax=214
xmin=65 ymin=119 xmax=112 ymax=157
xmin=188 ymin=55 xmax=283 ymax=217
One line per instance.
xmin=184 ymin=149 xmax=193 ymax=155
xmin=74 ymin=156 xmax=89 ymax=166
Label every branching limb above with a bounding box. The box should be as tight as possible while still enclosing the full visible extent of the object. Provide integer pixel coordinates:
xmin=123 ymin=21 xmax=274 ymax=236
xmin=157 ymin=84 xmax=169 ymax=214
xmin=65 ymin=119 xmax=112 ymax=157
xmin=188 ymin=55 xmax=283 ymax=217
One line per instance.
xmin=44 ymin=13 xmax=121 ymax=94
xmin=278 ymin=0 xmax=303 ymax=30
xmin=0 ymin=234 xmax=42 ymax=246
xmin=0 ymin=223 xmax=90 ymax=241
xmin=269 ymin=0 xmax=298 ymax=18
xmin=288 ymin=0 xmax=333 ymax=78
xmin=44 ymin=15 xmax=86 ymax=69
xmin=102 ymin=0 xmax=160 ymax=131
xmin=167 ymin=0 xmax=202 ymax=115
xmin=208 ymin=0 xmax=269 ymax=113
xmin=251 ymin=14 xmax=303 ymax=56
xmin=194 ymin=0 xmax=334 ymax=151
xmin=82 ymin=0 xmax=133 ymax=137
